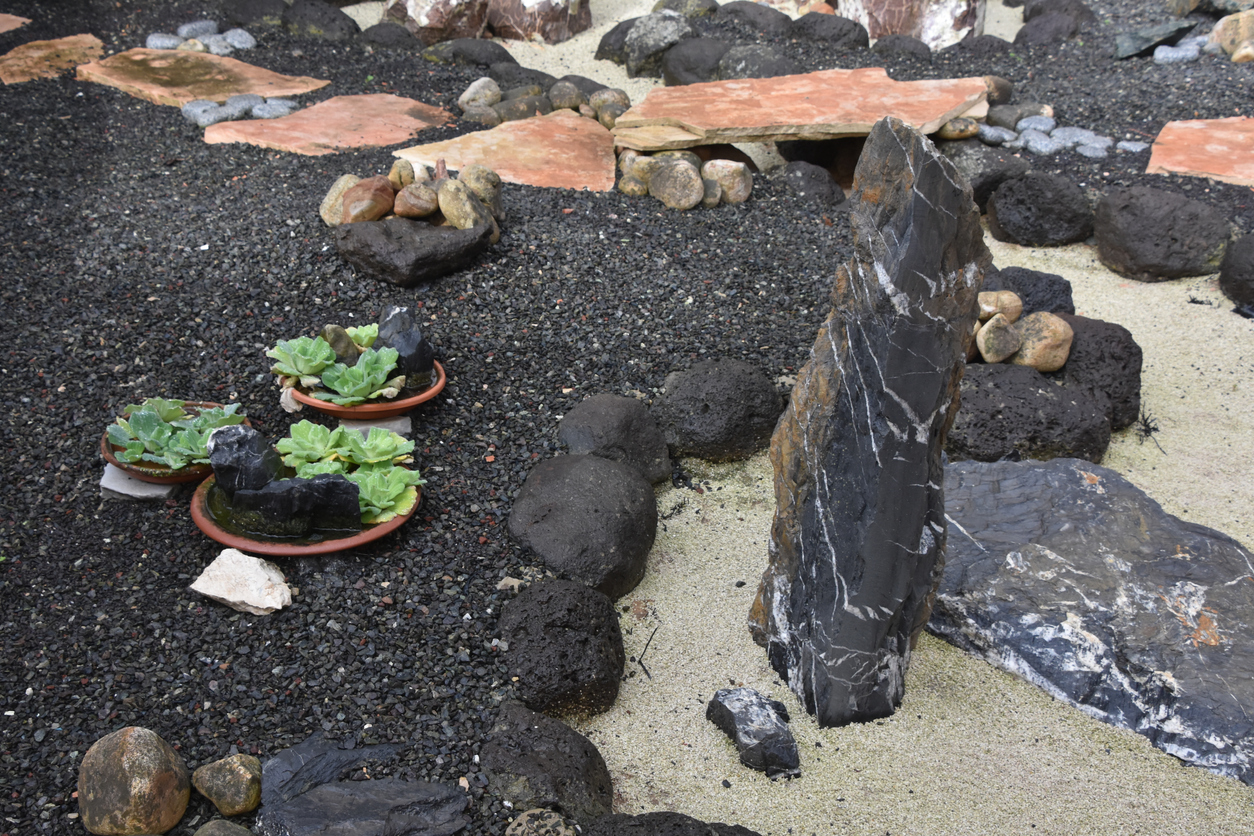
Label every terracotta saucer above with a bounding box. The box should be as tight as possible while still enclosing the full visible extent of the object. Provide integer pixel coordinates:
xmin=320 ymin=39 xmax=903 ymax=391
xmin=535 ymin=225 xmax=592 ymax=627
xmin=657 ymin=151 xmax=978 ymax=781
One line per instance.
xmin=190 ymin=476 xmax=418 ymax=556
xmin=100 ymin=401 xmax=248 ymax=484
xmin=290 ymin=360 xmax=446 ymax=419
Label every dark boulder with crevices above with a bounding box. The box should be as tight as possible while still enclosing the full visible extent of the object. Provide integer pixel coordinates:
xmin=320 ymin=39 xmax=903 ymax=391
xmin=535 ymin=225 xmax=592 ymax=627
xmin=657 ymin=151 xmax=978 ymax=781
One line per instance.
xmin=652 ymin=358 xmax=783 ymax=462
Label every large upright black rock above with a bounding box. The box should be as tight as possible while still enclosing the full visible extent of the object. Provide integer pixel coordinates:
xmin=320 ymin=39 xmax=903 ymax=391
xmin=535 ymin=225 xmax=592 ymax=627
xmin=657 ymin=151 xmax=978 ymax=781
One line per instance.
xmin=750 ymin=117 xmax=988 ymax=726
xmin=932 ymin=458 xmax=1254 ymax=786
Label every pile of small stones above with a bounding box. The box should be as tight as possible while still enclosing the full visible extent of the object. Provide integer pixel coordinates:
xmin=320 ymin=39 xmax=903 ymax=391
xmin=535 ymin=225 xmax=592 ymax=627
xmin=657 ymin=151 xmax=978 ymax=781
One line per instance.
xmin=144 ymin=19 xmax=257 ymax=56
xmin=617 ymin=148 xmax=753 ymax=211
xmin=974 ymin=102 xmax=1149 ymax=159
xmin=970 ymin=290 xmax=1073 ymax=371
xmin=457 ymin=75 xmax=633 ymax=129
xmin=181 ymin=95 xmax=299 ymax=128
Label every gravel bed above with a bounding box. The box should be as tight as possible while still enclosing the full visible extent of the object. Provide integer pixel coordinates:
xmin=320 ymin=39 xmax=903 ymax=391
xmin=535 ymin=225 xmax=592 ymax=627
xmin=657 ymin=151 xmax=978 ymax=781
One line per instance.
xmin=0 ymin=0 xmax=1250 ymax=834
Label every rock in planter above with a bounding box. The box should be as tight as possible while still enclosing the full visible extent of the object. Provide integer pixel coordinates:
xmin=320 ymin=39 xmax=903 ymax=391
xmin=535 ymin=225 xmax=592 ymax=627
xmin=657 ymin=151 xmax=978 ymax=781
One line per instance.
xmin=340 ymin=175 xmax=395 ymax=224
xmin=78 ymin=727 xmax=190 ymax=836
xmin=1094 ymin=186 xmax=1231 ymax=281
xmin=946 ymin=363 xmax=1111 ymax=462
xmin=558 ymin=394 xmax=671 ymax=484
xmin=750 ymin=117 xmax=987 ymax=727
xmin=481 ymin=701 xmax=613 ymax=824
xmin=987 ymin=172 xmax=1093 ymax=246
xmin=585 ymin=812 xmax=764 ymax=836
xmin=508 ymin=455 xmax=656 ymax=599
xmin=498 ymin=578 xmax=626 ymax=715
xmin=706 ymin=688 xmax=800 ymax=778
xmin=208 ymin=424 xmax=282 ymax=498
xmin=333 ymin=217 xmax=493 ymax=287
xmin=933 ymin=457 xmax=1254 ymax=787
xmin=386 ymin=0 xmax=490 ymax=44
xmin=1054 ymin=313 xmax=1142 ymax=431
xmin=193 ymin=754 xmax=262 ymax=816
xmin=376 ymin=304 xmax=437 ymax=385
xmin=487 ymin=0 xmax=592 ymax=44
xmin=652 ymin=358 xmax=782 ymax=461
xmin=189 ymin=548 xmax=292 ymax=615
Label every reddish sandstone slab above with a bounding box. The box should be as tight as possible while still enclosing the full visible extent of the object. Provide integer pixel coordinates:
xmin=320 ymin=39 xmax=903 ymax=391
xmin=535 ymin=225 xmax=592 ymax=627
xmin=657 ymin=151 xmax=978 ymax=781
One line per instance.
xmin=75 ymin=48 xmax=329 ymax=106
xmin=1147 ymin=117 xmax=1254 ymax=187
xmin=613 ymin=67 xmax=987 ymax=150
xmin=0 ymin=14 xmax=32 ymax=34
xmin=204 ymin=94 xmax=452 ymax=156
xmin=0 ymin=33 xmax=102 ymax=84
xmin=393 ymin=109 xmax=616 ymax=191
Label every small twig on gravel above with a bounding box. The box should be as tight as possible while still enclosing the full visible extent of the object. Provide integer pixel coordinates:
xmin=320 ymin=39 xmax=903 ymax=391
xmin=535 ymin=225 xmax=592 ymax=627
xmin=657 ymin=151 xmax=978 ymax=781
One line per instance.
xmin=638 ymin=625 xmax=659 ymax=679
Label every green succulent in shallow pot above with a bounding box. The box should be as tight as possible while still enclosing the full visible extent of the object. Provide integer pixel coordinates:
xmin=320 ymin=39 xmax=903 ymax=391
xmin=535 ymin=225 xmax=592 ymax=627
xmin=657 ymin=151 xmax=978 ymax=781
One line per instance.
xmin=105 ymin=398 xmax=247 ymax=472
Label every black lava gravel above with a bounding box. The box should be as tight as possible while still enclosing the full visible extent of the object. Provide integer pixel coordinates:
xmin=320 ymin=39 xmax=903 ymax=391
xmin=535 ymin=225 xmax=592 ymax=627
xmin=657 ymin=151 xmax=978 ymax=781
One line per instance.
xmin=0 ymin=0 xmax=1251 ymax=834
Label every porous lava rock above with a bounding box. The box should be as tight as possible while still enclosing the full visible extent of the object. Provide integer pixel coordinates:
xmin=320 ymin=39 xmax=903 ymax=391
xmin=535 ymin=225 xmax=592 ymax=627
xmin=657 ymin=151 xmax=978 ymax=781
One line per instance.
xmin=282 ymin=0 xmax=359 ymax=40
xmin=984 ymin=266 xmax=1075 ymax=315
xmin=716 ymin=1 xmax=794 ymax=36
xmin=78 ymin=726 xmax=190 ymax=836
xmin=790 ymin=12 xmax=869 ymax=48
xmin=594 ymin=17 xmax=640 ymax=64
xmin=625 ymin=10 xmax=695 ymax=77
xmin=1014 ymin=11 xmax=1082 ymax=44
xmin=716 ymin=45 xmax=803 ymax=80
xmin=652 ymin=358 xmax=782 ymax=461
xmin=933 ymin=457 xmax=1254 ymax=787
xmin=947 ymin=363 xmax=1111 ymax=462
xmin=780 ymin=161 xmax=843 ymax=206
xmin=871 ymin=33 xmax=933 ymax=60
xmin=498 ymin=579 xmax=626 ymax=715
xmin=333 ymin=217 xmax=493 ymax=287
xmin=1054 ymin=313 xmax=1143 ymax=431
xmin=661 ymin=37 xmax=729 ymax=85
xmin=749 ymin=117 xmax=987 ymax=726
xmin=421 ymin=37 xmax=517 ymax=66
xmin=1095 ymin=186 xmax=1231 ymax=281
xmin=1219 ymin=232 xmax=1254 ymax=308
xmin=987 ymin=172 xmax=1093 ymax=246
xmin=481 ymin=700 xmax=613 ymax=824
xmin=558 ymin=394 xmax=672 ymax=484
xmin=255 ymin=778 xmax=469 ymax=836
xmin=585 ymin=812 xmax=763 ymax=836
xmin=508 ymin=455 xmax=656 ymax=599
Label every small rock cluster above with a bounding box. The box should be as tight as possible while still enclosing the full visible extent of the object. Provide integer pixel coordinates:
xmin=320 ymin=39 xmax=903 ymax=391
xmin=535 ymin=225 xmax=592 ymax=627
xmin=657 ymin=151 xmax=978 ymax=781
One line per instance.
xmin=145 ymin=19 xmax=257 ymax=56
xmin=1208 ymin=9 xmax=1254 ymax=62
xmin=181 ymin=94 xmax=299 ymax=127
xmin=975 ymin=103 xmax=1148 ymax=159
xmin=617 ymin=149 xmax=754 ymax=211
xmin=970 ymin=291 xmax=1073 ymax=370
xmin=457 ymin=74 xmax=632 ymax=129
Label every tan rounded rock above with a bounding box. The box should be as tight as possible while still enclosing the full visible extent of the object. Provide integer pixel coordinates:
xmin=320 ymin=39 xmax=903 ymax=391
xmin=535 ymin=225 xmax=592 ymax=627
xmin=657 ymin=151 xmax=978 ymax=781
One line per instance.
xmin=1210 ymin=10 xmax=1254 ymax=56
xmin=597 ymin=102 xmax=626 ymax=129
xmin=589 ymin=87 xmax=630 ymax=113
xmin=1010 ymin=311 xmax=1074 ymax=372
xmin=394 ymin=182 xmax=440 ymax=218
xmin=1233 ymin=40 xmax=1254 ymax=62
xmin=461 ymin=105 xmax=502 ymax=127
xmin=191 ymin=754 xmax=261 ymax=817
xmin=617 ymin=148 xmax=641 ymax=174
xmin=548 ymin=80 xmax=586 ymax=110
xmin=340 ymin=175 xmax=395 ymax=224
xmin=459 ymin=76 xmax=501 ymax=111
xmin=618 ymin=174 xmax=649 ymax=196
xmin=625 ymin=154 xmax=663 ymax=187
xmin=177 ymin=38 xmax=207 ymax=52
xmin=438 ymin=179 xmax=497 ymax=242
xmin=505 ymin=808 xmax=578 ymax=836
xmin=648 ymin=160 xmax=704 ymax=210
xmin=388 ymin=159 xmax=415 ymax=191
xmin=937 ymin=117 xmax=979 ymax=140
xmin=319 ymin=174 xmax=360 ymax=227
xmin=977 ymin=290 xmax=1023 ymax=323
xmin=700 ymin=159 xmax=752 ymax=204
xmin=459 ymin=164 xmax=503 ymax=220
xmin=578 ymin=103 xmax=597 ymax=119
xmin=655 ymin=149 xmax=702 ymax=170
xmin=976 ymin=313 xmax=1022 ymax=363
xmin=78 ymin=726 xmax=189 ymax=836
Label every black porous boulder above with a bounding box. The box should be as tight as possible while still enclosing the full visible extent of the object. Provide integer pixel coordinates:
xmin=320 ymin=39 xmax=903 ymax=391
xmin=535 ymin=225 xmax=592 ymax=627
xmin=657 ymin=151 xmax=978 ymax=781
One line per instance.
xmin=508 ymin=455 xmax=657 ymax=599
xmin=1014 ymin=11 xmax=1081 ymax=44
xmin=282 ymin=0 xmax=359 ymax=40
xmin=489 ymin=62 xmax=558 ymax=90
xmin=1095 ymin=186 xmax=1231 ymax=282
xmin=1220 ymin=232 xmax=1254 ymax=308
xmin=558 ymin=394 xmax=672 ymax=484
xmin=333 ymin=217 xmax=493 ymax=287
xmin=716 ymin=0 xmax=793 ymax=36
xmin=421 ymin=37 xmax=516 ymax=66
xmin=360 ymin=21 xmax=420 ymax=49
xmin=987 ymin=172 xmax=1093 ymax=247
xmin=789 ymin=13 xmax=869 ymax=48
xmin=947 ymin=363 xmax=1111 ymax=463
xmin=1023 ymin=0 xmax=1097 ymax=24
xmin=943 ymin=33 xmax=1012 ymax=57
xmin=625 ymin=10 xmax=695 ymax=77
xmin=480 ymin=701 xmax=613 ymax=824
xmin=780 ymin=160 xmax=843 ymax=207
xmin=871 ymin=34 xmax=932 ymax=60
xmin=936 ymin=138 xmax=1030 ymax=212
xmin=652 ymin=358 xmax=783 ymax=461
xmin=662 ymin=37 xmax=730 ymax=85
xmin=595 ymin=17 xmax=640 ymax=64
xmin=716 ymin=45 xmax=803 ymax=80
xmin=585 ymin=812 xmax=763 ymax=836
xmin=1053 ymin=313 xmax=1142 ymax=431
xmin=498 ymin=579 xmax=626 ymax=715
xmin=985 ymin=265 xmax=1075 ymax=315
xmin=220 ymin=0 xmax=288 ymax=27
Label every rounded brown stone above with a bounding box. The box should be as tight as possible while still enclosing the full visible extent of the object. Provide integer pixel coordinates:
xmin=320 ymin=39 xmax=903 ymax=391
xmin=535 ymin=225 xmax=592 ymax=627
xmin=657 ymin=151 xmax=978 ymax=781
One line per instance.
xmin=191 ymin=753 xmax=261 ymax=817
xmin=978 ymin=290 xmax=1023 ymax=323
xmin=388 ymin=159 xmax=415 ymax=191
xmin=975 ymin=313 xmax=1022 ymax=363
xmin=340 ymin=175 xmax=395 ymax=224
xmin=597 ymin=102 xmax=627 ymax=129
xmin=394 ymin=182 xmax=440 ymax=218
xmin=78 ymin=727 xmax=190 ymax=836
xmin=1009 ymin=311 xmax=1074 ymax=372
xmin=937 ymin=117 xmax=979 ymax=140
xmin=618 ymin=174 xmax=649 ymax=196
xmin=588 ymin=87 xmax=630 ymax=112
xmin=648 ymin=160 xmax=704 ymax=210
xmin=319 ymin=173 xmax=360 ymax=227
xmin=459 ymin=164 xmax=503 ymax=220
xmin=700 ymin=159 xmax=752 ymax=204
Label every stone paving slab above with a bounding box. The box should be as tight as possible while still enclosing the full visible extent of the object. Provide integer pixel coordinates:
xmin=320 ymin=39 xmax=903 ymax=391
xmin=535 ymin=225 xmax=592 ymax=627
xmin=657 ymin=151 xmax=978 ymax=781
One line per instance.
xmin=394 ymin=109 xmax=617 ymax=191
xmin=0 ymin=14 xmax=32 ymax=34
xmin=204 ymin=94 xmax=451 ymax=156
xmin=100 ymin=464 xmax=180 ymax=501
xmin=1147 ymin=116 xmax=1254 ymax=187
xmin=0 ymin=33 xmax=102 ymax=84
xmin=612 ymin=67 xmax=988 ymax=151
xmin=75 ymin=47 xmax=330 ymax=106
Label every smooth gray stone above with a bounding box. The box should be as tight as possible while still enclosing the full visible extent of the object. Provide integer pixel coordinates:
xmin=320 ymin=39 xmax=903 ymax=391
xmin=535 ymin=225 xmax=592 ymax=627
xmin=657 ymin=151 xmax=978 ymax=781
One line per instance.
xmin=977 ymin=124 xmax=1017 ymax=145
xmin=933 ymin=457 xmax=1254 ymax=787
xmin=146 ymin=33 xmax=184 ymax=49
xmin=223 ymin=28 xmax=257 ymax=49
xmin=1049 ymin=126 xmax=1103 ymax=147
xmin=181 ymin=99 xmax=219 ymax=122
xmin=203 ymin=34 xmax=234 ymax=55
xmin=220 ymin=93 xmax=264 ymax=120
xmin=1154 ymin=43 xmax=1200 ymax=63
xmin=1076 ymin=143 xmax=1109 ymax=159
xmin=1117 ymin=140 xmax=1150 ymax=153
xmin=1015 ymin=115 xmax=1057 ymax=133
xmin=252 ymin=99 xmax=298 ymax=119
xmin=1023 ymin=131 xmax=1064 ymax=155
xmin=177 ymin=20 xmax=219 ymax=38
xmin=706 ymin=688 xmax=800 ymax=778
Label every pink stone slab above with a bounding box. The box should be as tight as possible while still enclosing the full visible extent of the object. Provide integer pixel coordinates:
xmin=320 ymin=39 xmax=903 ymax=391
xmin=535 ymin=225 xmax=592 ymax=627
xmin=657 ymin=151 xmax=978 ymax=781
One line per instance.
xmin=1147 ymin=117 xmax=1254 ymax=187
xmin=0 ymin=33 xmax=102 ymax=84
xmin=0 ymin=14 xmax=32 ymax=34
xmin=75 ymin=48 xmax=329 ymax=106
xmin=204 ymin=94 xmax=452 ymax=156
xmin=612 ymin=67 xmax=988 ymax=151
xmin=393 ymin=109 xmax=616 ymax=191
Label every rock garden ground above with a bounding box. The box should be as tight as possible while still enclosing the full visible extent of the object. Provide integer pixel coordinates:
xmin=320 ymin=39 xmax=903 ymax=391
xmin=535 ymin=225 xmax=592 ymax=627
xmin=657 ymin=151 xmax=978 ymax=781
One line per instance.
xmin=1 ymin=0 xmax=1253 ymax=834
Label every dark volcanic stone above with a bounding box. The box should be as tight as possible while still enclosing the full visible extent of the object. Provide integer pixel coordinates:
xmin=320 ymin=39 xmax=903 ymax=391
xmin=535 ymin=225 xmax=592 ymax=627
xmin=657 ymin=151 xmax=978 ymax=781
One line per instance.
xmin=1220 ymin=232 xmax=1254 ymax=307
xmin=361 ymin=21 xmax=421 ymax=49
xmin=780 ymin=160 xmax=843 ymax=207
xmin=494 ymin=95 xmax=554 ymax=121
xmin=489 ymin=62 xmax=559 ymax=91
xmin=261 ymin=734 xmax=403 ymax=806
xmin=1014 ymin=11 xmax=1081 ymax=45
xmin=422 ymin=37 xmax=517 ymax=66
xmin=750 ymin=117 xmax=988 ymax=727
xmin=1114 ymin=20 xmax=1197 ymax=59
xmin=1055 ymin=313 xmax=1143 ymax=431
xmin=706 ymin=688 xmax=800 ymax=778
xmin=1023 ymin=0 xmax=1097 ymax=24
xmin=376 ymin=304 xmax=436 ymax=386
xmin=625 ymin=11 xmax=695 ymax=77
xmin=654 ymin=0 xmax=720 ymax=16
xmin=1095 ymin=186 xmax=1231 ymax=281
xmin=498 ymin=579 xmax=626 ymax=715
xmin=717 ymin=46 xmax=803 ymax=80
xmin=207 ymin=424 xmax=282 ymax=499
xmin=255 ymin=778 xmax=469 ymax=836
xmin=716 ymin=0 xmax=793 ymax=36
xmin=987 ymin=173 xmax=1093 ymax=247
xmin=220 ymin=0 xmax=288 ymax=27
xmin=333 ymin=217 xmax=493 ymax=287
xmin=652 ymin=358 xmax=783 ymax=461
xmin=558 ymin=394 xmax=672 ymax=484
xmin=946 ymin=363 xmax=1111 ymax=462
xmin=508 ymin=455 xmax=656 ymax=599
xmin=944 ymin=33 xmax=1012 ymax=57
xmin=985 ymin=266 xmax=1075 ymax=315
xmin=480 ymin=701 xmax=613 ymax=824
xmin=936 ymin=138 xmax=1030 ymax=212
xmin=557 ymin=73 xmax=606 ymax=97
xmin=662 ymin=37 xmax=730 ymax=86
xmin=228 ymin=474 xmax=362 ymax=538
xmin=595 ymin=17 xmax=640 ymax=64
xmin=282 ymin=0 xmax=359 ymax=40
xmin=585 ymin=812 xmax=763 ymax=836
xmin=789 ymin=13 xmax=869 ymax=49
xmin=871 ymin=34 xmax=932 ymax=60
xmin=933 ymin=458 xmax=1254 ymax=787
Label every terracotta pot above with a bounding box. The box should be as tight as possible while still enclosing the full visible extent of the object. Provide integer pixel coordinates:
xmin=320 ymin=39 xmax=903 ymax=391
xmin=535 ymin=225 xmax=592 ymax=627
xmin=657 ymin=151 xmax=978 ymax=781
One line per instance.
xmin=289 ymin=360 xmax=446 ymax=420
xmin=189 ymin=476 xmax=419 ymax=556
xmin=100 ymin=401 xmax=250 ymax=485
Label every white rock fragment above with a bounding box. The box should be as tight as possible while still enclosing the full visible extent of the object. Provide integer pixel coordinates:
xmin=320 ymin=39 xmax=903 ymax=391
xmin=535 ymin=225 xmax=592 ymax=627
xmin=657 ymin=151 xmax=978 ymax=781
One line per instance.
xmin=190 ymin=549 xmax=292 ymax=615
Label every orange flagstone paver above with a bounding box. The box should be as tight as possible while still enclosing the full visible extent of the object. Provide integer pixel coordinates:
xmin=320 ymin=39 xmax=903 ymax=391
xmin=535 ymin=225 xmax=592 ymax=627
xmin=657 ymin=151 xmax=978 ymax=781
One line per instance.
xmin=0 ymin=14 xmax=32 ymax=34
xmin=1147 ymin=117 xmax=1254 ymax=187
xmin=0 ymin=33 xmax=102 ymax=84
xmin=75 ymin=48 xmax=329 ymax=106
xmin=612 ymin=67 xmax=988 ymax=150
xmin=204 ymin=94 xmax=452 ymax=156
xmin=393 ymin=109 xmax=617 ymax=191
